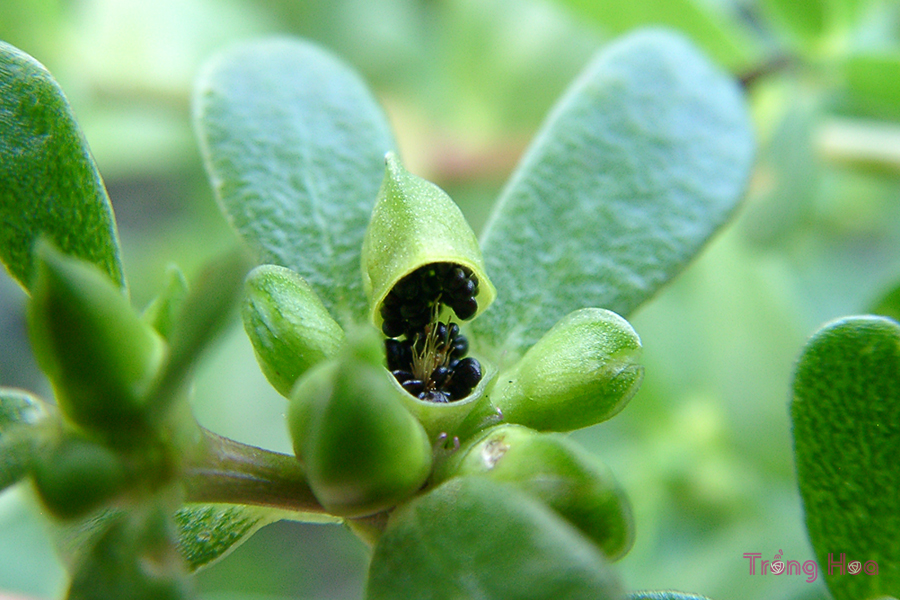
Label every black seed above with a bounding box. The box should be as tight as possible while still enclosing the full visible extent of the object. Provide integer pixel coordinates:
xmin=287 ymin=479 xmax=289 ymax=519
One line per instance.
xmin=432 ymin=366 xmax=451 ymax=387
xmin=433 ymin=322 xmax=448 ymax=342
xmin=402 ymin=379 xmax=425 ymax=396
xmin=391 ymin=369 xmax=414 ymax=384
xmin=451 ymin=336 xmax=469 ymax=358
xmin=385 ymin=339 xmax=408 ymax=369
xmin=447 ymin=322 xmax=460 ymax=340
xmin=382 ymin=292 xmax=402 ymax=308
xmin=448 ymin=278 xmax=476 ymax=302
xmin=382 ymin=319 xmax=405 ymax=338
xmin=453 ymin=297 xmax=478 ymax=320
xmin=453 ymin=357 xmax=482 ymax=388
xmin=421 ymin=272 xmax=441 ymax=296
xmin=446 ymin=267 xmax=468 ymax=290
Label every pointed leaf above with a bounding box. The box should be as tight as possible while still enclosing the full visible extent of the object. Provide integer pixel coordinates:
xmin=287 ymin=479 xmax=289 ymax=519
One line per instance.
xmin=367 ymin=477 xmax=623 ymax=600
xmin=791 ymin=316 xmax=900 ymax=600
xmin=473 ymin=30 xmax=753 ymax=357
xmin=194 ymin=39 xmax=396 ymax=326
xmin=0 ymin=41 xmax=124 ymax=291
xmin=174 ymin=504 xmax=289 ymax=572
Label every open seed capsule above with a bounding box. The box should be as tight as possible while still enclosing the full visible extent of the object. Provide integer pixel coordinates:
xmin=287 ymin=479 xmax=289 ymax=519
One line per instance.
xmin=361 ymin=153 xmax=495 ymax=331
xmin=242 ymin=265 xmax=344 ymax=397
xmin=27 ymin=243 xmax=166 ymax=441
xmin=441 ymin=424 xmax=634 ymax=560
xmin=493 ymin=308 xmax=643 ymax=432
xmin=287 ymin=328 xmax=432 ymax=517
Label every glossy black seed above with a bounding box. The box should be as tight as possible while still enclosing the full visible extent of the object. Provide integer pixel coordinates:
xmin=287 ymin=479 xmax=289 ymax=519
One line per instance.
xmin=449 ymin=278 xmax=476 ymax=301
xmin=433 ymin=322 xmax=448 ymax=342
xmin=431 ymin=366 xmax=451 ymax=387
xmin=446 ymin=267 xmax=468 ymax=290
xmin=447 ymin=323 xmax=460 ymax=340
xmin=419 ymin=390 xmax=450 ymax=403
xmin=453 ymin=357 xmax=482 ymax=389
xmin=391 ymin=369 xmax=414 ymax=384
xmin=450 ymin=336 xmax=469 ymax=358
xmin=402 ymin=379 xmax=425 ymax=396
xmin=385 ymin=339 xmax=409 ymax=369
xmin=382 ymin=319 xmax=405 ymax=338
xmin=453 ymin=297 xmax=478 ymax=320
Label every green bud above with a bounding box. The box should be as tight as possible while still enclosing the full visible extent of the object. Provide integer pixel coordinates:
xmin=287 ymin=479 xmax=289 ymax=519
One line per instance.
xmin=141 ymin=264 xmax=189 ymax=340
xmin=31 ymin=430 xmax=130 ymax=519
xmin=446 ymin=424 xmax=634 ymax=560
xmin=361 ymin=152 xmax=495 ymax=329
xmin=288 ymin=328 xmax=432 ymax=517
xmin=493 ymin=308 xmax=642 ymax=431
xmin=27 ymin=243 xmax=166 ymax=437
xmin=242 ymin=265 xmax=344 ymax=397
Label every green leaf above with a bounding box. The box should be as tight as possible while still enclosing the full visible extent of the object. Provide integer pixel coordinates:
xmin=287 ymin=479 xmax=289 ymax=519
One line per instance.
xmin=791 ymin=316 xmax=900 ymax=600
xmin=194 ymin=38 xmax=396 ymax=327
xmin=628 ymin=593 xmax=713 ymax=600
xmin=0 ymin=41 xmax=124 ymax=291
xmin=0 ymin=388 xmax=49 ymax=491
xmin=838 ymin=52 xmax=900 ymax=121
xmin=145 ymin=250 xmax=250 ymax=419
xmin=66 ymin=505 xmax=192 ymax=600
xmin=366 ymin=477 xmax=623 ymax=600
xmin=142 ymin=265 xmax=189 ymax=341
xmin=173 ymin=503 xmax=282 ymax=572
xmin=557 ymin=0 xmax=757 ymax=70
xmin=473 ymin=30 xmax=753 ymax=357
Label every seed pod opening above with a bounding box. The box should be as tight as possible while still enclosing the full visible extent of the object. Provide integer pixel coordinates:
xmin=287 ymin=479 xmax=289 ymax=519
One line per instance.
xmin=361 ymin=152 xmax=495 ymax=332
xmin=242 ymin=265 xmax=344 ymax=397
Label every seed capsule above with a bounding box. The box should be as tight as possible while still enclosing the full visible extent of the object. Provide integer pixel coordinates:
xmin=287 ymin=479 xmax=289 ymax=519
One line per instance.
xmin=493 ymin=308 xmax=643 ymax=432
xmin=242 ymin=265 xmax=344 ymax=397
xmin=360 ymin=152 xmax=495 ymax=331
xmin=442 ymin=424 xmax=635 ymax=560
xmin=288 ymin=328 xmax=432 ymax=517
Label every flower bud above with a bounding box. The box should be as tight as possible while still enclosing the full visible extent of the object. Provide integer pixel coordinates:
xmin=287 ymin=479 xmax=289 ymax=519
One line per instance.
xmin=288 ymin=328 xmax=432 ymax=517
xmin=445 ymin=424 xmax=634 ymax=559
xmin=31 ymin=430 xmax=130 ymax=519
xmin=493 ymin=308 xmax=642 ymax=432
xmin=361 ymin=152 xmax=495 ymax=333
xmin=27 ymin=243 xmax=166 ymax=438
xmin=242 ymin=265 xmax=344 ymax=397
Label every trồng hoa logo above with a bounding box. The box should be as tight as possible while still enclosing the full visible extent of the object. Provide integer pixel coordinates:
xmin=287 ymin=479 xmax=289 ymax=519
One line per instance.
xmin=743 ymin=550 xmax=879 ymax=583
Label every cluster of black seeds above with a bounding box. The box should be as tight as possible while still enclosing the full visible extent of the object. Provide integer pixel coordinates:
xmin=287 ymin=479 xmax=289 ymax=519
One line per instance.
xmin=379 ymin=263 xmax=480 ymax=338
xmin=381 ymin=264 xmax=484 ymax=403
xmin=385 ymin=323 xmax=482 ymax=403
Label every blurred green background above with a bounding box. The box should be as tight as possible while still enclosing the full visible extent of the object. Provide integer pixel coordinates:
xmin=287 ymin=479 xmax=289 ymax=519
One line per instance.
xmin=2 ymin=0 xmax=900 ymax=598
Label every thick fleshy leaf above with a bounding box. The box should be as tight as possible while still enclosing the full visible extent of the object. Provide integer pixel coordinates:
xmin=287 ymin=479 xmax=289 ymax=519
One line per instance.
xmin=473 ymin=30 xmax=753 ymax=357
xmin=0 ymin=388 xmax=49 ymax=491
xmin=366 ymin=477 xmax=622 ymax=600
xmin=0 ymin=41 xmax=124 ymax=291
xmin=194 ymin=38 xmax=396 ymax=326
xmin=791 ymin=316 xmax=900 ymax=600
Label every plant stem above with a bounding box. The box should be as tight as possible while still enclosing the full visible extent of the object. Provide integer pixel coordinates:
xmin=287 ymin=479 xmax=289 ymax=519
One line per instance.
xmin=183 ymin=428 xmax=326 ymax=514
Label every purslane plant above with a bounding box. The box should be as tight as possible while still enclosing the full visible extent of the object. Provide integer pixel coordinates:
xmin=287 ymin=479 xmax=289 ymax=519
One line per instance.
xmin=0 ymin=27 xmax=753 ymax=600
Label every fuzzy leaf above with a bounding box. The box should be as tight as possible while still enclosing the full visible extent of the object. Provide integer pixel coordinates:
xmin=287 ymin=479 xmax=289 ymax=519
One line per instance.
xmin=194 ymin=38 xmax=396 ymax=327
xmin=792 ymin=316 xmax=900 ymax=600
xmin=174 ymin=504 xmax=281 ymax=572
xmin=473 ymin=30 xmax=753 ymax=358
xmin=366 ymin=477 xmax=622 ymax=600
xmin=0 ymin=41 xmax=124 ymax=291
